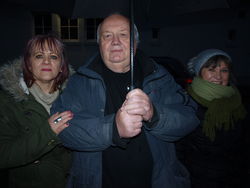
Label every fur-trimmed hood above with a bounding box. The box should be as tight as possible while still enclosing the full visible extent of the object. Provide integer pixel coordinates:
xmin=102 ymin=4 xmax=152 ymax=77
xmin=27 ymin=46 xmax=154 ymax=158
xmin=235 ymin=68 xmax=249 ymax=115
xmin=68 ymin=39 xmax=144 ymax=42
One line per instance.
xmin=0 ymin=57 xmax=74 ymax=102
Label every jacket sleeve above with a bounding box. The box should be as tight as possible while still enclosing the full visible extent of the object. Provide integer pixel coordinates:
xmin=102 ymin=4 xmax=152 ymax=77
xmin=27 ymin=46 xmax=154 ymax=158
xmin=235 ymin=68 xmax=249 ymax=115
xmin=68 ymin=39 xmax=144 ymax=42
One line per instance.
xmin=144 ymin=70 xmax=199 ymax=142
xmin=51 ymin=75 xmax=114 ymax=152
xmin=0 ymin=94 xmax=61 ymax=168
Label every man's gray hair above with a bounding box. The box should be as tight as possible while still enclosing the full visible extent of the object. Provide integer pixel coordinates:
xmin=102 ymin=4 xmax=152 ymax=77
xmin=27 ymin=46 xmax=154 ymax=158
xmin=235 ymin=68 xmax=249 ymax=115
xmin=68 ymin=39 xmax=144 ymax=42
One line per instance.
xmin=96 ymin=20 xmax=140 ymax=45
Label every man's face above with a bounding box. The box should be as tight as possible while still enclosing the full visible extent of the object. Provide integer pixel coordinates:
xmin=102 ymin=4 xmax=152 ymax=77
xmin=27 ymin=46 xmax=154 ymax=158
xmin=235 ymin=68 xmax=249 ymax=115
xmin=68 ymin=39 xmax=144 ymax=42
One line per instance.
xmin=99 ymin=14 xmax=135 ymax=73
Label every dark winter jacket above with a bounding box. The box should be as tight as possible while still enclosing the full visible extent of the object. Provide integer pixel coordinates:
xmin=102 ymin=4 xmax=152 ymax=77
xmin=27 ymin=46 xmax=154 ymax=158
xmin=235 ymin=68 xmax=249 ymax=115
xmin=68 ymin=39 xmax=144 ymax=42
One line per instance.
xmin=51 ymin=52 xmax=200 ymax=188
xmin=0 ymin=58 xmax=72 ymax=188
xmin=176 ymin=103 xmax=247 ymax=188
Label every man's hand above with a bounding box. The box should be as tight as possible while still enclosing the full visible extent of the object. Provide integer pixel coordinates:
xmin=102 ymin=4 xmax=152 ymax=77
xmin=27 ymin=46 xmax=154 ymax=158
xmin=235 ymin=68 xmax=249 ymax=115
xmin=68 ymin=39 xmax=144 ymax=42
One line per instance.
xmin=115 ymin=105 xmax=143 ymax=138
xmin=122 ymin=89 xmax=153 ymax=121
xmin=115 ymin=89 xmax=154 ymax=138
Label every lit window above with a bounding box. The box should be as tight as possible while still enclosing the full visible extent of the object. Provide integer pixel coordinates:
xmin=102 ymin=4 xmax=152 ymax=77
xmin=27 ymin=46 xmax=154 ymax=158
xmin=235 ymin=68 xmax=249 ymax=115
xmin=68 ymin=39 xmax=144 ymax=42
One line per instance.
xmin=34 ymin=13 xmax=52 ymax=35
xmin=61 ymin=18 xmax=79 ymax=41
xmin=85 ymin=18 xmax=103 ymax=41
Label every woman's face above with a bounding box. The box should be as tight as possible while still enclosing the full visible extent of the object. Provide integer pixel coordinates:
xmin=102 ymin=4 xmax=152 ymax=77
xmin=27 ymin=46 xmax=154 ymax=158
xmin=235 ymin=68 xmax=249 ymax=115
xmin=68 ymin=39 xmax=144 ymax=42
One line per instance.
xmin=200 ymin=61 xmax=230 ymax=86
xmin=29 ymin=42 xmax=62 ymax=86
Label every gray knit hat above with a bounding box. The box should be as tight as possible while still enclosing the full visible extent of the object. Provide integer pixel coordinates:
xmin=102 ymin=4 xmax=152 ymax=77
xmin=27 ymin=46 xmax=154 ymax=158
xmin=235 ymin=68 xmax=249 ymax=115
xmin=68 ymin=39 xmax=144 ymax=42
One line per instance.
xmin=187 ymin=49 xmax=231 ymax=76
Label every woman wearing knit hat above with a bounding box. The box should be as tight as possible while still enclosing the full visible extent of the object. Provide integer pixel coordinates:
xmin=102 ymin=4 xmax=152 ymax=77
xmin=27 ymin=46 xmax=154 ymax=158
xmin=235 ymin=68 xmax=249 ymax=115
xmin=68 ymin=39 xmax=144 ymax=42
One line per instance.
xmin=176 ymin=49 xmax=248 ymax=188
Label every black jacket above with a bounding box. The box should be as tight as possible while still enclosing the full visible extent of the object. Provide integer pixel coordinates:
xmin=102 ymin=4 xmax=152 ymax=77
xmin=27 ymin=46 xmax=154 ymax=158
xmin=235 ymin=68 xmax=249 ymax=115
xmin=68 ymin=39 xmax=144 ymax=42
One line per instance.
xmin=176 ymin=104 xmax=248 ymax=188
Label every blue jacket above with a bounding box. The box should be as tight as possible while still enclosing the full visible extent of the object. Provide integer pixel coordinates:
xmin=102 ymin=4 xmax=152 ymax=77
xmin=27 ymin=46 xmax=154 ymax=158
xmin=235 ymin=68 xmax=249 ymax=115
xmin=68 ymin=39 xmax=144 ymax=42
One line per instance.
xmin=51 ymin=53 xmax=199 ymax=188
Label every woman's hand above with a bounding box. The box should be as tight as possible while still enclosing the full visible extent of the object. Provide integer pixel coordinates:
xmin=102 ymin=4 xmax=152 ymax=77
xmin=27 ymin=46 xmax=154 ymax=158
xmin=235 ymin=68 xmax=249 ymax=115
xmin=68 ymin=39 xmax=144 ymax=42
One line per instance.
xmin=48 ymin=111 xmax=73 ymax=135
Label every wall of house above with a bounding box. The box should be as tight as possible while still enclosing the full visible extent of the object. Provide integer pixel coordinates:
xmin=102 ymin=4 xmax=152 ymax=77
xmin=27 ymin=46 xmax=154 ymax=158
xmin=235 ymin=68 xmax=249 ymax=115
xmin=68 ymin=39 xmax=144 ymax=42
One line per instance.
xmin=0 ymin=5 xmax=33 ymax=64
xmin=139 ymin=15 xmax=250 ymax=85
xmin=0 ymin=5 xmax=249 ymax=86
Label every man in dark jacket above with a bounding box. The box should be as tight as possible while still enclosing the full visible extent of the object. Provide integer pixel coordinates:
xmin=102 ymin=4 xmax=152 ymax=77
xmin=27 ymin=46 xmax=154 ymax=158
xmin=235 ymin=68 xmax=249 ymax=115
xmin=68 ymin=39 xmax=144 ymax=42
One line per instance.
xmin=51 ymin=13 xmax=199 ymax=188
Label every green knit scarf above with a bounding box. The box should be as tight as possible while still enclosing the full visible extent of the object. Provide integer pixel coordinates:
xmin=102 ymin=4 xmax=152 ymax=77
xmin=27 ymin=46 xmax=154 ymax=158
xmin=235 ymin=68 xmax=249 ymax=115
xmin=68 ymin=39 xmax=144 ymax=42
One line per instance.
xmin=188 ymin=77 xmax=247 ymax=141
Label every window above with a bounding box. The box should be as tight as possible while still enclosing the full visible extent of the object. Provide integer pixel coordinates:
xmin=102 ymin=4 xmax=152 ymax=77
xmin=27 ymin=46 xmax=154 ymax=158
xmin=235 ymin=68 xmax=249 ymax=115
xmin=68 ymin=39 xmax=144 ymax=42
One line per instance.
xmin=34 ymin=13 xmax=52 ymax=35
xmin=60 ymin=18 xmax=79 ymax=41
xmin=85 ymin=18 xmax=103 ymax=41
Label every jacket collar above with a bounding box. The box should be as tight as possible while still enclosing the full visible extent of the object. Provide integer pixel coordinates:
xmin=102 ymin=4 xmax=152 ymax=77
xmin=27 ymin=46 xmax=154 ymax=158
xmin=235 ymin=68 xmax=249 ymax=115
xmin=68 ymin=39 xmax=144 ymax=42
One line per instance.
xmin=76 ymin=50 xmax=169 ymax=93
xmin=77 ymin=49 xmax=159 ymax=79
xmin=0 ymin=57 xmax=28 ymax=101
